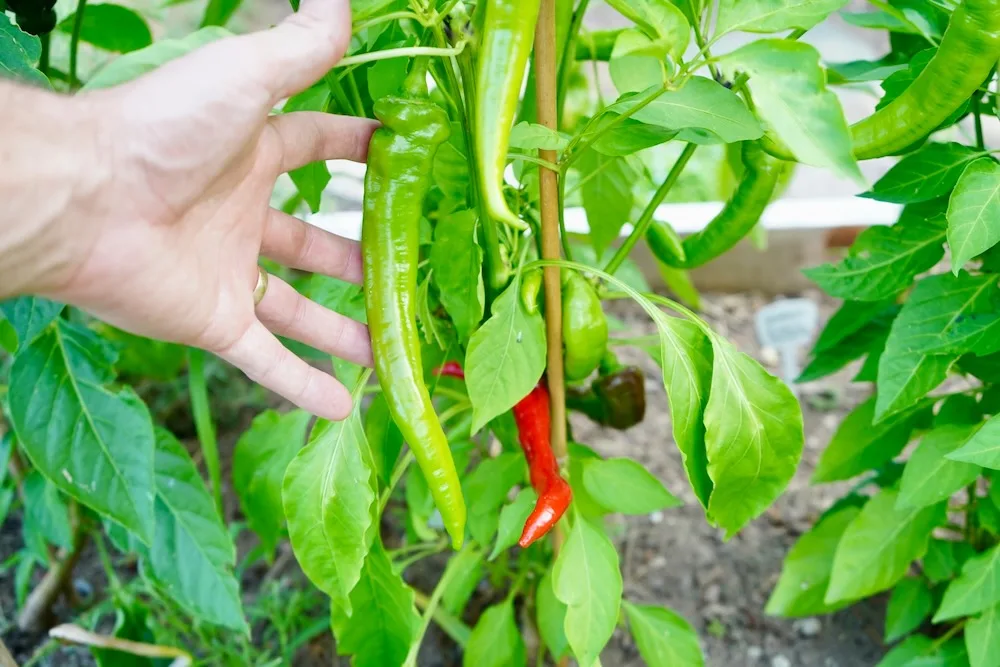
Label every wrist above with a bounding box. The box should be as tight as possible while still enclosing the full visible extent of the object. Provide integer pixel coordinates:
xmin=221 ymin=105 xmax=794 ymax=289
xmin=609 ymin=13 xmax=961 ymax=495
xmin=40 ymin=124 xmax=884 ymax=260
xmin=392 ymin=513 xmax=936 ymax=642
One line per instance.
xmin=0 ymin=83 xmax=112 ymax=302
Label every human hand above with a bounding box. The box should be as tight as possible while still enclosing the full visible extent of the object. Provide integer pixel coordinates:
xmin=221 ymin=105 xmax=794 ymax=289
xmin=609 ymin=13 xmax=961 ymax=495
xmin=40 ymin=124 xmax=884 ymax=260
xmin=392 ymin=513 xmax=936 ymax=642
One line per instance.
xmin=45 ymin=0 xmax=377 ymax=421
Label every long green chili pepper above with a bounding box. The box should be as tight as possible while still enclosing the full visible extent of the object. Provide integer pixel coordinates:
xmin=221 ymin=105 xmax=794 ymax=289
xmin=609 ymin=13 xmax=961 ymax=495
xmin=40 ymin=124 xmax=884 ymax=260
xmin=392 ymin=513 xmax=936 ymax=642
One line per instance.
xmin=646 ymin=141 xmax=783 ymax=269
xmin=766 ymin=0 xmax=1000 ymax=161
xmin=475 ymin=0 xmax=540 ymax=232
xmin=362 ymin=60 xmax=466 ymax=549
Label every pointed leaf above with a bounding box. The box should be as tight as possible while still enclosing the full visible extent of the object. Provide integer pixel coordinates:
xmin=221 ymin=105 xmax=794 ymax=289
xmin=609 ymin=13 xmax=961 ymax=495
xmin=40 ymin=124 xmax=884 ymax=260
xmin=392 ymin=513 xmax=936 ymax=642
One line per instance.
xmin=232 ymin=409 xmax=311 ymax=556
xmin=536 ymin=568 xmax=569 ymax=659
xmin=466 ymin=278 xmax=546 ymax=434
xmin=862 ymin=142 xmax=983 ymax=204
xmin=948 ymin=158 xmax=1000 ymax=272
xmin=948 ymin=414 xmax=1000 ymax=469
xmin=578 ymin=150 xmax=637 ymax=256
xmin=624 ymin=602 xmax=704 ymax=666
xmin=146 ymin=429 xmax=245 ymax=631
xmin=804 ymin=201 xmax=947 ymax=301
xmin=720 ymin=40 xmax=861 ymax=184
xmin=8 ymin=320 xmax=155 ymax=541
xmin=581 ymin=457 xmax=681 ymax=515
xmin=489 ymin=489 xmax=536 ymax=560
xmin=0 ymin=14 xmax=49 ymax=87
xmin=57 ymin=4 xmax=153 ymax=53
xmin=331 ymin=538 xmax=419 ymax=667
xmin=966 ymin=604 xmax=1000 ymax=667
xmin=0 ymin=296 xmax=63 ymax=350
xmin=715 ymin=0 xmax=848 ymax=36
xmin=897 ymin=423 xmax=982 ymax=509
xmin=935 ymin=545 xmax=1000 ymax=622
xmin=602 ymin=0 xmax=689 ymax=60
xmin=704 ymin=334 xmax=804 ymax=537
xmin=884 ymin=577 xmax=933 ymax=643
xmin=463 ymin=598 xmax=526 ymax=667
xmin=553 ymin=517 xmax=622 ymax=667
xmin=431 ymin=210 xmax=485 ymax=341
xmin=282 ymin=412 xmax=377 ymax=612
xmin=826 ymin=489 xmax=945 ymax=604
xmin=23 ymin=472 xmax=72 ymax=550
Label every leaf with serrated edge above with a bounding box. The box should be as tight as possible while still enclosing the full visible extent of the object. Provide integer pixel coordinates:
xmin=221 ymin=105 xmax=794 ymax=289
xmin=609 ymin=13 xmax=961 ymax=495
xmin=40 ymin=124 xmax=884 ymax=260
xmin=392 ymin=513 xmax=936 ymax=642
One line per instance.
xmin=804 ymin=202 xmax=947 ymax=301
xmin=716 ymin=0 xmax=848 ymax=36
xmin=897 ymin=424 xmax=982 ymax=510
xmin=884 ymin=577 xmax=933 ymax=643
xmin=466 ymin=277 xmax=546 ymax=433
xmin=826 ymin=489 xmax=945 ymax=604
xmin=146 ymin=429 xmax=245 ymax=631
xmin=553 ymin=517 xmax=622 ymax=667
xmin=331 ymin=538 xmax=419 ymax=667
xmin=966 ymin=603 xmax=1000 ymax=667
xmin=232 ymin=409 xmax=311 ymax=556
xmin=463 ymin=598 xmax=526 ymax=667
xmin=862 ymin=143 xmax=982 ymax=204
xmin=652 ymin=314 xmax=713 ymax=508
xmin=948 ymin=158 xmax=1000 ymax=272
xmin=765 ymin=506 xmax=860 ymax=617
xmin=719 ymin=40 xmax=862 ymax=184
xmin=936 ymin=545 xmax=1000 ymax=622
xmin=8 ymin=321 xmax=155 ymax=542
xmin=624 ymin=602 xmax=705 ymax=666
xmin=282 ymin=412 xmax=376 ymax=614
xmin=704 ymin=334 xmax=804 ymax=538
xmin=877 ymin=272 xmax=1000 ymax=421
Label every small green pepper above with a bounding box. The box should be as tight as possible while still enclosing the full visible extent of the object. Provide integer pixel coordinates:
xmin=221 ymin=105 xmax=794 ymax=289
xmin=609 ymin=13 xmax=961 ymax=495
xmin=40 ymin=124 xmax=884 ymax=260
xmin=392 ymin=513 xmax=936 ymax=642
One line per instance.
xmin=561 ymin=270 xmax=608 ymax=382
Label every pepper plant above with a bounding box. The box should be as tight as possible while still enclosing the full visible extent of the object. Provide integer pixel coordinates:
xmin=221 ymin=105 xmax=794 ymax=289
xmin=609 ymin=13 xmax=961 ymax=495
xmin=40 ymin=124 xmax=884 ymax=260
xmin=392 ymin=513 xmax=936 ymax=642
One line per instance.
xmin=2 ymin=0 xmax=993 ymax=665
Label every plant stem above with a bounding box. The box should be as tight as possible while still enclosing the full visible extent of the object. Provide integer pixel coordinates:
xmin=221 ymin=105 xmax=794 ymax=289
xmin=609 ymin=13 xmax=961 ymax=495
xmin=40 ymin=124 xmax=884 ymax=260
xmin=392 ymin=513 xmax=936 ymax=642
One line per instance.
xmin=974 ymin=96 xmax=986 ymax=150
xmin=381 ymin=451 xmax=415 ymax=512
xmin=413 ymin=591 xmax=472 ymax=647
xmin=603 ymin=143 xmax=697 ymax=276
xmin=187 ymin=348 xmax=222 ymax=515
xmin=69 ymin=0 xmax=88 ymax=88
xmin=38 ymin=33 xmax=50 ymax=76
xmin=556 ymin=0 xmax=591 ymax=120
xmin=403 ymin=546 xmax=472 ymax=666
xmin=561 ymin=83 xmax=666 ymax=169
xmin=336 ymin=44 xmax=465 ymax=68
xmin=17 ymin=503 xmax=87 ymax=633
xmin=352 ymin=11 xmax=423 ymax=33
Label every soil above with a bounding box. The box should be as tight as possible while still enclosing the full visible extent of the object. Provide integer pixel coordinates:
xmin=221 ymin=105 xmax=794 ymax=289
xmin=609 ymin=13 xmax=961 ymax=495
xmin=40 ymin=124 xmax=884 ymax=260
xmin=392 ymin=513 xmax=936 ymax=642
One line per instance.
xmin=1 ymin=288 xmax=897 ymax=667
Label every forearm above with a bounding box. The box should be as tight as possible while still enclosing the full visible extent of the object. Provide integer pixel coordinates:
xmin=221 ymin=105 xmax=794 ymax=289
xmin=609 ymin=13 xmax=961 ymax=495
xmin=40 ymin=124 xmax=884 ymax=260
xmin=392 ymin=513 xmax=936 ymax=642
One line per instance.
xmin=0 ymin=80 xmax=109 ymax=301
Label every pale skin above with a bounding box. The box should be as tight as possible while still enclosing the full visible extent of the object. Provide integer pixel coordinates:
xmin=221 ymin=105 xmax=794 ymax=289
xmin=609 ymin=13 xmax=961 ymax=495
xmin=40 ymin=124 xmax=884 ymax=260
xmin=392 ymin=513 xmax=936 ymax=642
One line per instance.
xmin=0 ymin=0 xmax=378 ymax=421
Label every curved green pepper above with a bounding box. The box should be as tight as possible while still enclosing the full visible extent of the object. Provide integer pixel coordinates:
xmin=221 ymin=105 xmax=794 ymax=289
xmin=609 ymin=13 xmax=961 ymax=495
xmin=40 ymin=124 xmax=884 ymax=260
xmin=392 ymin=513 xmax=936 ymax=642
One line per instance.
xmin=766 ymin=0 xmax=1000 ymax=162
xmin=476 ymin=0 xmax=540 ymax=232
xmin=646 ymin=141 xmax=783 ymax=269
xmin=561 ymin=270 xmax=608 ymax=382
xmin=362 ymin=60 xmax=466 ymax=549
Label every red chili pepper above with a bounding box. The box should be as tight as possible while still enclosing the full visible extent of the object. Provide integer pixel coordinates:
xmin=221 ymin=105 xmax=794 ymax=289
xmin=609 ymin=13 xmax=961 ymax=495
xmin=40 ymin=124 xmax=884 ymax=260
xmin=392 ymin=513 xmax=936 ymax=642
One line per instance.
xmin=434 ymin=361 xmax=465 ymax=380
xmin=512 ymin=381 xmax=572 ymax=547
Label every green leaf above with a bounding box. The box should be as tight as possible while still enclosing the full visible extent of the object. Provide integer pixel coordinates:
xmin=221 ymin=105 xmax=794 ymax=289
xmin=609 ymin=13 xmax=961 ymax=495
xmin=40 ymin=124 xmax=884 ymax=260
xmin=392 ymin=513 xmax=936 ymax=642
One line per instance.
xmin=704 ymin=334 xmax=804 ymax=538
xmin=282 ymin=84 xmax=333 ymax=214
xmin=651 ymin=315 xmax=713 ymax=508
xmin=553 ymin=517 xmax=622 ymax=667
xmin=624 ymin=602 xmax=704 ymax=666
xmin=578 ymin=150 xmax=637 ymax=256
xmin=590 ymin=116 xmax=676 ymax=156
xmin=0 ymin=14 xmax=48 ymax=87
xmin=826 ymin=489 xmax=945 ymax=604
xmin=146 ymin=428 xmax=245 ymax=631
xmin=948 ymin=414 xmax=1000 ymax=469
xmin=489 ymin=488 xmax=536 ymax=560
xmin=97 ymin=326 xmax=186 ymax=382
xmin=720 ymin=40 xmax=862 ymax=184
xmin=0 ymin=296 xmax=63 ymax=351
xmin=463 ymin=598 xmax=526 ymax=667
xmin=232 ymin=409 xmax=311 ymax=556
xmin=23 ymin=472 xmax=72 ymax=550
xmin=877 ymin=635 xmax=934 ymax=667
xmin=364 ymin=393 xmax=404 ymax=485
xmin=282 ymin=411 xmax=377 ymax=613
xmin=509 ymin=122 xmax=570 ymax=151
xmin=765 ymin=505 xmax=861 ymax=617
xmin=200 ymin=0 xmax=243 ymax=27
xmin=804 ymin=202 xmax=947 ymax=301
xmin=466 ymin=278 xmax=546 ymax=434
xmin=798 ymin=313 xmax=893 ymax=383
xmin=924 ymin=539 xmax=964 ymax=584
xmin=948 ymin=158 xmax=1000 ymax=272
xmin=8 ymin=320 xmax=155 ymax=542
xmin=609 ymin=29 xmax=664 ymax=95
xmin=581 ymin=457 xmax=681 ymax=514
xmin=609 ymin=77 xmax=763 ymax=144
xmin=884 ymin=577 xmax=933 ymax=643
xmin=603 ymin=0 xmax=689 ymax=60
xmin=715 ymin=0 xmax=847 ymax=36
xmin=84 ymin=27 xmax=231 ymax=89
xmin=862 ymin=143 xmax=983 ymax=204
xmin=813 ymin=298 xmax=898 ymax=353
xmin=431 ymin=210 xmax=485 ymax=342
xmin=536 ymin=568 xmax=569 ymax=660
xmin=331 ymin=537 xmax=419 ymax=667
xmin=463 ymin=453 xmax=525 ymax=545
xmin=877 ymin=272 xmax=1000 ymax=420
xmin=936 ymin=545 xmax=1000 ymax=622
xmin=841 ymin=9 xmax=916 ymax=32
xmin=441 ymin=547 xmax=485 ymax=616
xmin=57 ymin=4 xmax=152 ymax=53
xmin=897 ymin=423 xmax=982 ymax=509
xmin=812 ymin=396 xmax=927 ymax=483
xmin=966 ymin=604 xmax=1000 ymax=667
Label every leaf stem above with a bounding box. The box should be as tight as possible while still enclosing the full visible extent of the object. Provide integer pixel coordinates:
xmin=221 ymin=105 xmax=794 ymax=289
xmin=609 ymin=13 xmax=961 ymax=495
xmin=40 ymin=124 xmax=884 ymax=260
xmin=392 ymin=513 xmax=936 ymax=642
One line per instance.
xmin=381 ymin=451 xmax=415 ymax=512
xmin=187 ymin=348 xmax=222 ymax=515
xmin=413 ymin=590 xmax=472 ymax=647
xmin=69 ymin=0 xmax=88 ymax=88
xmin=602 ymin=142 xmax=697 ymax=277
xmin=336 ymin=44 xmax=466 ymax=68
xmin=403 ymin=545 xmax=474 ymax=665
xmin=974 ymin=96 xmax=986 ymax=150
xmin=352 ymin=10 xmax=424 ymax=33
